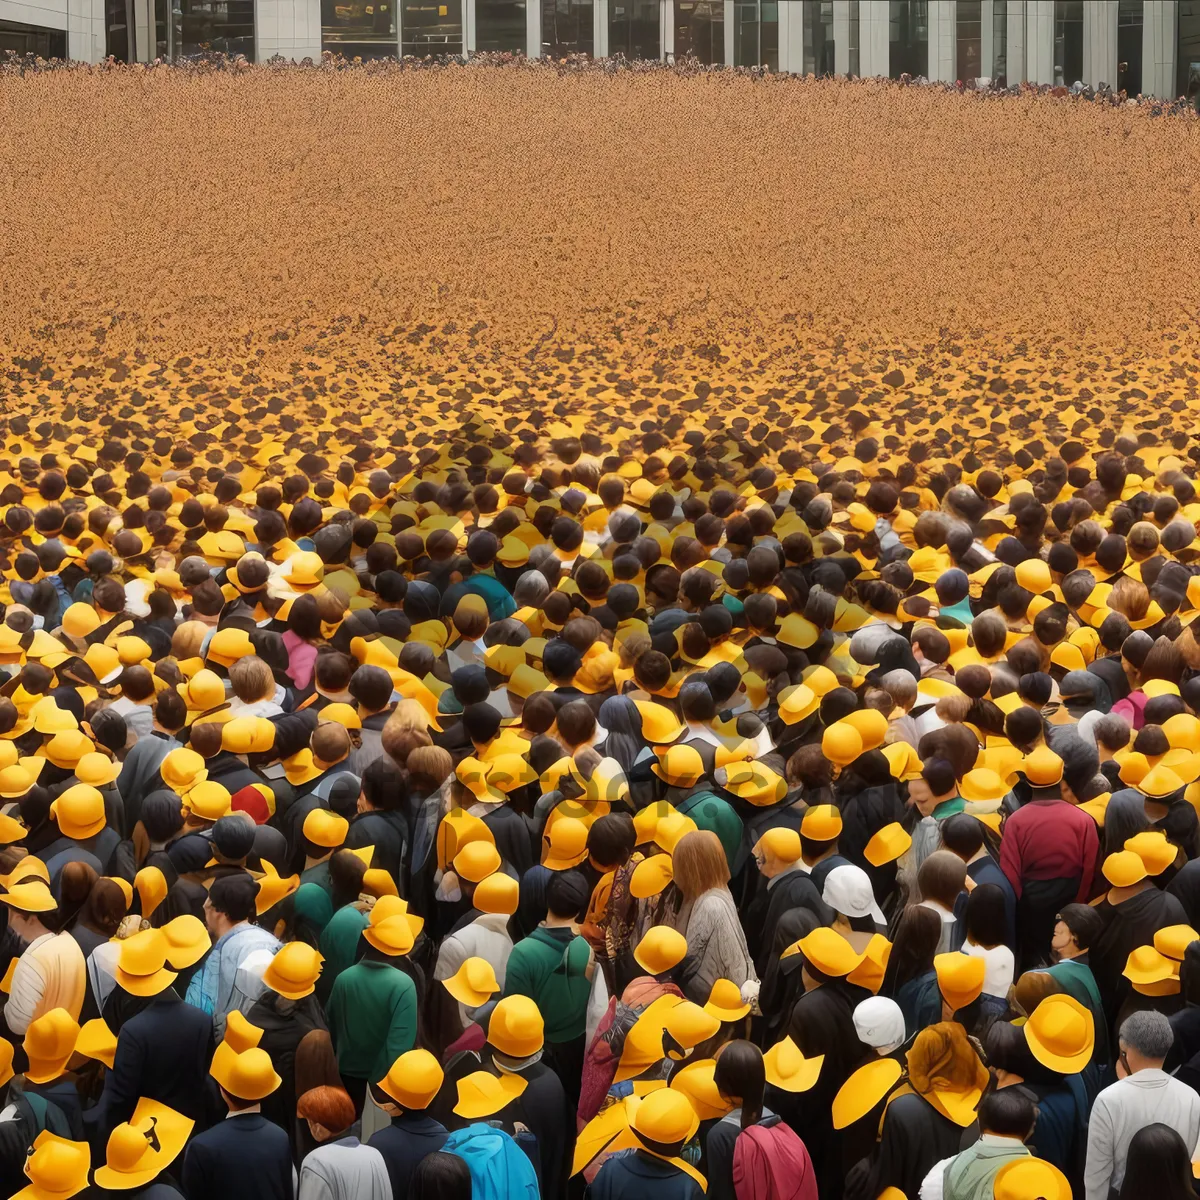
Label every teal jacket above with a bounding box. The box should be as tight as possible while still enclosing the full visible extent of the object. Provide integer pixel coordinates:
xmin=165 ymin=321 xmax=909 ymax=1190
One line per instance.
xmin=503 ymin=925 xmax=591 ymax=1043
xmin=676 ymin=790 xmax=745 ymax=873
xmin=327 ymin=959 xmax=417 ymax=1082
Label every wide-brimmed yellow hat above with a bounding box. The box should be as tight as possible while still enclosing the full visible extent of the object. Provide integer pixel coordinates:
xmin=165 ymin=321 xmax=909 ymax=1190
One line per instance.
xmin=634 ymin=701 xmax=686 ymax=745
xmin=634 ymin=926 xmax=688 ymax=975
xmin=0 ymin=879 xmax=57 ymax=913
xmin=796 ymin=927 xmax=864 ymax=977
xmin=159 ymin=914 xmax=210 ymax=969
xmin=1136 ymin=764 xmax=1185 ymax=800
xmin=1103 ymin=850 xmax=1148 ymax=888
xmin=487 ymin=994 xmax=545 ymax=1058
xmin=703 ymin=978 xmax=750 ymax=1023
xmin=160 ymin=747 xmax=207 ymax=794
xmin=992 ymin=1157 xmax=1071 ymax=1200
xmin=262 ymin=941 xmax=323 ymax=1000
xmin=1124 ymin=829 xmax=1178 ymax=875
xmin=255 ymin=861 xmax=300 ymax=915
xmin=821 ymin=723 xmax=862 ymax=767
xmin=864 ymin=822 xmax=912 ymax=867
xmin=542 ymin=816 xmax=589 ymax=871
xmin=651 ymin=744 xmax=704 ymax=788
xmin=669 ymin=1058 xmax=734 ymax=1121
xmin=959 ymin=768 xmax=1007 ymax=806
xmin=75 ymin=1018 xmax=117 ymax=1070
xmin=935 ymin=951 xmax=986 ymax=1012
xmin=74 ymin=752 xmax=120 ymax=788
xmin=1024 ymin=993 xmax=1094 ymax=1074
xmin=800 ymin=804 xmax=842 ymax=841
xmin=281 ymin=551 xmax=324 ymax=590
xmin=832 ymin=1057 xmax=903 ymax=1128
xmin=363 ymin=913 xmax=416 ymax=956
xmin=12 ymin=1132 xmax=90 ymax=1200
xmin=41 ymin=730 xmax=92 ymax=769
xmin=0 ymin=762 xmax=42 ymax=800
xmin=762 ymin=1035 xmax=823 ymax=1094
xmin=93 ymin=1099 xmax=193 ymax=1191
xmin=443 ymin=957 xmax=500 ymax=1009
xmin=210 ymin=1046 xmax=281 ymax=1101
xmin=377 ymin=1049 xmax=444 ymax=1110
xmin=1123 ymin=945 xmax=1179 ymax=993
xmin=777 ymin=683 xmax=818 ymax=725
xmin=210 ymin=1010 xmax=263 ymax=1080
xmin=721 ymin=761 xmax=787 ymax=807
xmin=49 ymin=784 xmax=106 ymax=840
xmin=473 ymin=871 xmax=519 ymax=915
xmin=454 ymin=1069 xmax=527 ymax=1119
xmin=453 ymin=840 xmax=502 ymax=883
xmin=23 ymin=1009 xmax=80 ymax=1084
xmin=114 ymin=929 xmax=178 ymax=997
xmin=1154 ymin=924 xmax=1200 ymax=962
xmin=206 ymin=627 xmax=255 ymax=669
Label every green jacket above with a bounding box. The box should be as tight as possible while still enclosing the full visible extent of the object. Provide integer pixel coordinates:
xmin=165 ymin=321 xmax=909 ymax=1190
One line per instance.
xmin=943 ymin=1137 xmax=1030 ymax=1200
xmin=677 ymin=790 xmax=745 ymax=873
xmin=327 ymin=959 xmax=417 ymax=1082
xmin=317 ymin=905 xmax=369 ymax=1006
xmin=503 ymin=925 xmax=591 ymax=1043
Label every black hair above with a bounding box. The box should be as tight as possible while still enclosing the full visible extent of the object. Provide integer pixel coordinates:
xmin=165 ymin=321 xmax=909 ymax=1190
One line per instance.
xmin=545 ymin=869 xmax=590 ymax=921
xmin=1056 ymin=902 xmax=1103 ymax=952
xmin=411 ymin=1152 xmax=473 ymax=1200
xmin=976 ymin=1088 xmax=1036 ymax=1139
xmin=586 ymin=813 xmax=636 ymax=870
xmin=207 ymin=872 xmax=258 ymax=923
xmin=361 ymin=756 xmax=406 ymax=813
xmin=939 ymin=813 xmax=985 ymax=861
xmin=141 ymin=791 xmax=185 ymax=843
xmin=713 ymin=1040 xmax=765 ymax=1131
xmin=1117 ymin=1124 xmax=1196 ymax=1200
xmin=965 ymin=883 xmax=1007 ymax=950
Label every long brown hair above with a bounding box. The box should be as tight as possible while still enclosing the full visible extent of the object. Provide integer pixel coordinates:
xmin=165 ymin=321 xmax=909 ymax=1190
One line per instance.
xmin=671 ymin=830 xmax=730 ymax=902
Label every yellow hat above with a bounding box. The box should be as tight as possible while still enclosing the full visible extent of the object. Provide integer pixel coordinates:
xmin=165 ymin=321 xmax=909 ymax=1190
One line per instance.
xmin=1124 ymin=829 xmax=1178 ymax=876
xmin=634 ymin=701 xmax=686 ymax=745
xmin=756 ymin=827 xmax=801 ymax=863
xmin=703 ymin=978 xmax=750 ymax=1022
xmin=74 ymin=752 xmax=120 ymax=788
xmin=23 ymin=1009 xmax=80 ymax=1084
xmin=1123 ymin=944 xmax=1178 ymax=988
xmin=134 ymin=866 xmax=168 ymax=919
xmin=843 ymin=709 xmax=889 ymax=752
xmin=453 ymin=841 xmax=502 ymax=883
xmin=49 ymin=784 xmax=106 ymax=840
xmin=75 ymin=1018 xmax=117 ymax=1070
xmin=777 ymin=683 xmax=819 ymax=725
xmin=821 ymin=722 xmax=862 ymax=767
xmin=762 ymin=1035 xmax=824 ymax=1094
xmin=1136 ymin=764 xmax=1185 ymax=800
xmin=93 ymin=1099 xmax=194 ymax=1191
xmin=443 ymin=957 xmax=500 ymax=1009
xmin=777 ymin=613 xmax=819 ymax=649
xmin=115 ymin=636 xmax=152 ymax=667
xmin=540 ymin=816 xmax=589 ymax=872
xmin=1023 ymin=745 xmax=1064 ymax=787
xmin=0 ymin=880 xmax=57 ymax=913
xmin=254 ymin=861 xmax=300 ymax=916
xmin=41 ymin=730 xmax=92 ymax=768
xmin=160 ymin=747 xmax=207 ymax=794
xmin=721 ymin=761 xmax=787 ymax=807
xmin=184 ymin=780 xmax=232 ymax=822
xmin=630 ymin=1085 xmax=700 ymax=1145
xmin=487 ymin=994 xmax=545 ymax=1058
xmin=211 ymin=1009 xmax=263 ymax=1081
xmin=1015 ymin=559 xmax=1053 ymax=594
xmin=630 ymin=853 xmax=674 ymax=898
xmin=362 ymin=868 xmax=398 ymax=899
xmin=281 ymin=750 xmax=323 ymax=787
xmin=1164 ymin=713 xmax=1200 ymax=752
xmin=797 ymin=927 xmax=865 ymax=977
xmin=301 ymin=807 xmax=349 ymax=850
xmin=800 ymin=804 xmax=842 ymax=841
xmin=363 ymin=913 xmax=416 ymax=956
xmin=992 ymin=1157 xmax=1071 ymax=1200
xmin=1024 ymin=993 xmax=1094 ymax=1074
xmin=0 ymin=763 xmax=42 ymax=800
xmin=262 ymin=942 xmax=324 ymax=1000
xmin=34 ymin=702 xmax=80 ymax=738
xmin=473 ymin=871 xmax=519 ymax=916
xmin=210 ymin=1046 xmax=281 ymax=1101
xmin=935 ymin=951 xmax=986 ymax=1012
xmin=282 ymin=551 xmax=324 ymax=590
xmin=614 ymin=996 xmax=719 ymax=1084
xmin=832 ymin=1057 xmax=903 ymax=1129
xmin=634 ymin=926 xmax=688 ymax=975
xmin=158 ymin=914 xmax=210 ymax=971
xmin=1102 ymin=850 xmax=1148 ymax=888
xmin=206 ymin=627 xmax=255 ymax=669
xmin=367 ymin=895 xmax=425 ymax=941
xmin=882 ymin=741 xmax=924 ymax=783
xmin=60 ymin=603 xmax=100 ymax=641
xmin=669 ymin=1059 xmax=734 ymax=1121
xmin=507 ymin=664 xmax=551 ymax=700
xmin=1118 ymin=751 xmax=1152 ymax=787
xmin=84 ymin=643 xmax=122 ymax=684
xmin=1154 ymin=924 xmax=1200 ymax=962
xmin=454 ymin=1069 xmax=527 ymax=1119
xmin=114 ymin=929 xmax=178 ymax=997
xmin=651 ymin=744 xmax=705 ymax=787
xmin=178 ymin=669 xmax=225 ymax=714
xmin=959 ymin=768 xmax=1007 ymax=806
xmin=13 ymin=1132 xmax=91 ymax=1200
xmin=377 ymin=1049 xmax=444 ymax=1110
xmin=864 ymin=822 xmax=912 ymax=867
xmin=436 ymin=809 xmax=495 ymax=871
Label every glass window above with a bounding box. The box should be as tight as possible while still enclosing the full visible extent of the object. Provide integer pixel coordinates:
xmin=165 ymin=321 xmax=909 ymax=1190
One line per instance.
xmin=991 ymin=0 xmax=1006 ymax=84
xmin=1182 ymin=2 xmax=1200 ymax=98
xmin=889 ymin=0 xmax=927 ymax=78
xmin=403 ymin=0 xmax=462 ymax=56
xmin=956 ymin=0 xmax=980 ymax=81
xmin=542 ymin=0 xmax=591 ymax=55
xmin=675 ymin=0 xmax=722 ymax=63
xmin=0 ymin=16 xmax=67 ymax=56
xmin=849 ymin=0 xmax=859 ymax=74
xmin=609 ymin=0 xmax=657 ymax=58
xmin=733 ymin=0 xmax=777 ymax=69
xmin=322 ymin=0 xmax=390 ymax=58
xmin=476 ymin=0 xmax=525 ymax=51
xmin=803 ymin=0 xmax=834 ymax=75
xmin=1053 ymin=0 xmax=1082 ymax=85
xmin=1116 ymin=0 xmax=1141 ymax=94
xmin=106 ymin=0 xmax=134 ymax=60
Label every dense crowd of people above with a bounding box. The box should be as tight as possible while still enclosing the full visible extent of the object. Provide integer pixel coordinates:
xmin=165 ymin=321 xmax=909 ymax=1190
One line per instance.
xmin=0 ymin=426 xmax=1198 ymax=1200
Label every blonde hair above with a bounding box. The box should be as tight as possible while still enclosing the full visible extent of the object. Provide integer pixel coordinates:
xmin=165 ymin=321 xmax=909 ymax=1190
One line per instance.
xmin=229 ymin=655 xmax=274 ymax=703
xmin=671 ymin=829 xmax=730 ymax=902
xmin=406 ymin=744 xmax=453 ymax=790
xmin=170 ymin=620 xmax=208 ymax=661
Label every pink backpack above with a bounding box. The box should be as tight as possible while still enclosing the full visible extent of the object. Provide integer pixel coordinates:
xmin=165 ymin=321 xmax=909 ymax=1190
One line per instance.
xmin=732 ymin=1121 xmax=818 ymax=1200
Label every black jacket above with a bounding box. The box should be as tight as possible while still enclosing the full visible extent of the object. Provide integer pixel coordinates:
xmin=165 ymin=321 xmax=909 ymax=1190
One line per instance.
xmin=246 ymin=991 xmax=327 ymax=1153
xmin=181 ymin=1112 xmax=294 ymax=1200
xmin=368 ymin=1113 xmax=448 ymax=1198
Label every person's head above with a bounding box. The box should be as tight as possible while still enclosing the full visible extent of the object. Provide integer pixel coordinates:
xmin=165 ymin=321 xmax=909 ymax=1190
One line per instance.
xmin=296 ymin=1085 xmax=355 ymax=1142
xmin=360 ymin=755 xmax=405 ymax=813
xmin=348 ymin=664 xmax=394 ymax=715
xmin=587 ymin=813 xmax=636 ymax=872
xmin=153 ymin=687 xmax=187 ymax=733
xmin=884 ymin=903 xmax=942 ymax=991
xmin=411 ymin=1152 xmax=474 ymax=1200
xmin=713 ymin=1040 xmax=765 ymax=1131
xmin=964 ymin=883 xmax=1007 ymax=950
xmin=976 ymin=1087 xmax=1036 ymax=1141
xmin=917 ymin=850 xmax=967 ymax=910
xmin=229 ymin=656 xmax=274 ymax=704
xmin=1118 ymin=1009 xmax=1175 ymax=1076
xmin=1052 ymin=902 xmax=1103 ymax=961
xmin=545 ymin=869 xmax=590 ymax=923
xmin=203 ymin=872 xmax=257 ymax=938
xmin=909 ymin=757 xmax=957 ymax=814
xmin=938 ymin=812 xmax=985 ymax=863
xmin=327 ymin=848 xmax=368 ymax=907
xmin=1118 ymin=1124 xmax=1196 ymax=1200
xmin=671 ymin=830 xmax=730 ymax=902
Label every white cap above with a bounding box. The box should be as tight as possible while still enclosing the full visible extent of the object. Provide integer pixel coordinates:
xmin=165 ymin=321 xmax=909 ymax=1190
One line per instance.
xmin=822 ymin=863 xmax=886 ymax=927
xmin=852 ymin=996 xmax=906 ymax=1053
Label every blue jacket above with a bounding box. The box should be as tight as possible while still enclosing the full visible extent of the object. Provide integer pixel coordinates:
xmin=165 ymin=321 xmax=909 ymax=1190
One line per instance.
xmin=181 ymin=1112 xmax=294 ymax=1200
xmin=368 ymin=1112 xmax=448 ymax=1198
xmin=185 ymin=922 xmax=281 ymax=1038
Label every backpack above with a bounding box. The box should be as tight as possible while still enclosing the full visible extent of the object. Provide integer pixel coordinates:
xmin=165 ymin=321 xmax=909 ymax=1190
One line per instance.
xmin=442 ymin=1122 xmax=540 ymax=1200
xmin=731 ymin=1120 xmax=818 ymax=1200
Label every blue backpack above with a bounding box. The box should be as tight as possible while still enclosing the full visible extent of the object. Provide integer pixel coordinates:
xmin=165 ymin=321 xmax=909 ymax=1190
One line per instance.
xmin=443 ymin=1122 xmax=540 ymax=1200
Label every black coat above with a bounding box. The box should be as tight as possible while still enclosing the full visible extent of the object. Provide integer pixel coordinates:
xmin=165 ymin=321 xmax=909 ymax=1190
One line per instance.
xmin=367 ymin=1113 xmax=449 ymax=1198
xmin=504 ymin=1060 xmax=574 ymax=1200
xmin=246 ymin=991 xmax=327 ymax=1152
xmin=345 ymin=809 xmax=408 ymax=886
xmin=181 ymin=1113 xmax=294 ymax=1200
xmin=753 ymin=870 xmax=833 ymax=974
xmin=859 ymin=1092 xmax=973 ymax=1200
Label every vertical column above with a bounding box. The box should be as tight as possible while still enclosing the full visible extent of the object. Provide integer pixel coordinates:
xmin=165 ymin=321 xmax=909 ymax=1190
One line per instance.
xmin=68 ymin=0 xmax=105 ymax=60
xmin=1026 ymin=0 xmax=1054 ymax=82
xmin=1083 ymin=0 xmax=1116 ymax=85
xmin=833 ymin=0 xmax=851 ymax=70
xmin=133 ymin=0 xmax=151 ymax=59
xmin=594 ymin=0 xmax=607 ymax=53
xmin=1007 ymin=0 xmax=1026 ymax=79
xmin=528 ymin=0 xmax=540 ymax=54
xmin=981 ymin=0 xmax=994 ymax=75
xmin=778 ymin=0 xmax=804 ymax=69
xmin=927 ymin=0 xmax=955 ymax=80
xmin=1143 ymin=0 xmax=1176 ymax=95
xmin=859 ymin=0 xmax=889 ymax=75
xmin=465 ymin=0 xmax=475 ymax=50
xmin=723 ymin=0 xmax=734 ymax=62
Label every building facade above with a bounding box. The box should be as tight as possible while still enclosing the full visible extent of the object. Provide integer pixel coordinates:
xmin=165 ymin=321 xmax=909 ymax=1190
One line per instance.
xmin=3 ymin=0 xmax=1199 ymax=103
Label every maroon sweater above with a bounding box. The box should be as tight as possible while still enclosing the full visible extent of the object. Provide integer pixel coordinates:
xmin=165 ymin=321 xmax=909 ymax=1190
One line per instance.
xmin=999 ymin=799 xmax=1098 ymax=901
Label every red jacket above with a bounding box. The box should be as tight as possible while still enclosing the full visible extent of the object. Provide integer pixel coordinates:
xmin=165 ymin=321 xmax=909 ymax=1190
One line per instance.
xmin=999 ymin=799 xmax=1098 ymax=901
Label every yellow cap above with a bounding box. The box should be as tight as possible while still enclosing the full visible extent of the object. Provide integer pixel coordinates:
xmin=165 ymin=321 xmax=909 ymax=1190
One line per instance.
xmin=442 ymin=957 xmax=500 ymax=1009
xmin=261 ymin=942 xmax=324 ymax=1000
xmin=487 ymin=994 xmax=545 ymax=1058
xmin=377 ymin=1049 xmax=444 ymax=1110
xmin=49 ymin=784 xmax=105 ymax=839
xmin=630 ymin=853 xmax=674 ymax=898
xmin=114 ymin=930 xmax=178 ymax=997
xmin=703 ymin=978 xmax=750 ymax=1022
xmin=762 ymin=1035 xmax=824 ymax=1094
xmin=453 ymin=841 xmax=502 ymax=883
xmin=454 ymin=1070 xmax=527 ymax=1119
xmin=301 ymin=808 xmax=349 ymax=849
xmin=1103 ymin=850 xmax=1148 ymax=888
xmin=1023 ymin=745 xmax=1064 ymax=787
xmin=23 ymin=1009 xmax=80 ymax=1084
xmin=992 ymin=1157 xmax=1071 ymax=1200
xmin=1024 ymin=993 xmax=1094 ymax=1074
xmin=832 ymin=1057 xmax=903 ymax=1129
xmin=473 ymin=871 xmax=519 ymax=915
xmin=542 ymin=816 xmax=589 ymax=871
xmin=15 ymin=1132 xmax=91 ymax=1200
xmin=797 ymin=927 xmax=864 ymax=977
xmin=651 ymin=744 xmax=705 ymax=787
xmin=755 ymin=827 xmax=801 ymax=863
xmin=210 ymin=1046 xmax=281 ymax=1101
xmin=864 ymin=822 xmax=912 ymax=867
xmin=634 ymin=926 xmax=688 ymax=976
xmin=634 ymin=701 xmax=686 ymax=746
xmin=934 ymin=951 xmax=986 ymax=1011
xmin=1124 ymin=830 xmax=1178 ymax=875
xmin=821 ymin=723 xmax=862 ymax=767
xmin=1154 ymin=924 xmax=1200 ymax=962
xmin=800 ymin=804 xmax=842 ymax=841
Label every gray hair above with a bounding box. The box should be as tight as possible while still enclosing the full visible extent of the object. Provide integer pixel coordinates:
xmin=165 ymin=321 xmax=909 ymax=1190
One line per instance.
xmin=1119 ymin=1010 xmax=1174 ymax=1060
xmin=512 ymin=570 xmax=550 ymax=608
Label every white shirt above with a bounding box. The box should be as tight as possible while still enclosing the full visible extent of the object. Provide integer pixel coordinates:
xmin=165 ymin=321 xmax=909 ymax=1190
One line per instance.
xmin=1085 ymin=1069 xmax=1200 ymax=1200
xmin=962 ymin=941 xmax=1015 ymax=998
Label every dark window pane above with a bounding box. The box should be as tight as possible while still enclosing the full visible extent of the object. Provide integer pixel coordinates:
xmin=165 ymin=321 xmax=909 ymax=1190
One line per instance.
xmin=609 ymin=0 xmax=657 ymax=58
xmin=1117 ymin=0 xmax=1141 ymax=94
xmin=403 ymin=0 xmax=462 ymax=56
xmin=1053 ymin=0 xmax=1082 ymax=85
xmin=106 ymin=0 xmax=134 ymax=61
xmin=733 ymin=0 xmax=776 ymax=70
xmin=889 ymin=0 xmax=927 ymax=78
xmin=1182 ymin=1 xmax=1200 ymax=98
xmin=179 ymin=0 xmax=254 ymax=57
xmin=0 ymin=17 xmax=67 ymax=56
xmin=542 ymin=0 xmax=591 ymax=56
xmin=323 ymin=0 xmax=394 ymax=55
xmin=804 ymin=0 xmax=834 ymax=75
xmin=956 ymin=0 xmax=980 ymax=81
xmin=476 ymin=0 xmax=525 ymax=51
xmin=676 ymin=0 xmax=722 ymax=64
xmin=991 ymin=0 xmax=1006 ymax=84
